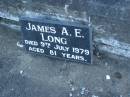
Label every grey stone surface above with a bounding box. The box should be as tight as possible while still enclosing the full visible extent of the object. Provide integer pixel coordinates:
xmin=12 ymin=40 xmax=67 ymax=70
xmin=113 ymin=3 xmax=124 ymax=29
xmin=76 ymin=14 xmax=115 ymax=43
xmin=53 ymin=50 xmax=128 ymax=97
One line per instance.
xmin=0 ymin=24 xmax=130 ymax=97
xmin=0 ymin=0 xmax=130 ymax=97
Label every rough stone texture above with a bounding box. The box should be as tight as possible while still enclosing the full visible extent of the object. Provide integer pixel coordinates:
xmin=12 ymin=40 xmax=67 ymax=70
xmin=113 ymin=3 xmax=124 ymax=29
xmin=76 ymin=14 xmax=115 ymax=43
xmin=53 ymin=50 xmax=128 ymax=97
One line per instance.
xmin=0 ymin=0 xmax=130 ymax=97
xmin=1 ymin=0 xmax=130 ymax=58
xmin=0 ymin=24 xmax=130 ymax=97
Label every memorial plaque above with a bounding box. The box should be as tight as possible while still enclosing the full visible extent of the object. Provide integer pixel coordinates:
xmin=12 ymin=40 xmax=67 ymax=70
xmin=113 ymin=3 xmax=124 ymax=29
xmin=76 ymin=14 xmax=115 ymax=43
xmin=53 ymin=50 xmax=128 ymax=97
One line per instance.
xmin=20 ymin=17 xmax=92 ymax=64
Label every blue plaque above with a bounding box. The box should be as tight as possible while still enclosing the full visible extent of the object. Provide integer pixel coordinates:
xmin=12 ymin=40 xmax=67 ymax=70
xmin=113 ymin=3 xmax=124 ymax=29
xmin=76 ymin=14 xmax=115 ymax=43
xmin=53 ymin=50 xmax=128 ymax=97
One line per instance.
xmin=20 ymin=16 xmax=92 ymax=64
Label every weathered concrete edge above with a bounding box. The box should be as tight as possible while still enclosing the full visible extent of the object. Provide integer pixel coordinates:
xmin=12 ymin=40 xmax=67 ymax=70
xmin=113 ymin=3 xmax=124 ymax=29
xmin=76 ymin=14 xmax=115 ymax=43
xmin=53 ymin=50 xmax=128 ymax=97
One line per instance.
xmin=1 ymin=11 xmax=130 ymax=59
xmin=94 ymin=37 xmax=130 ymax=58
xmin=0 ymin=11 xmax=19 ymax=21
